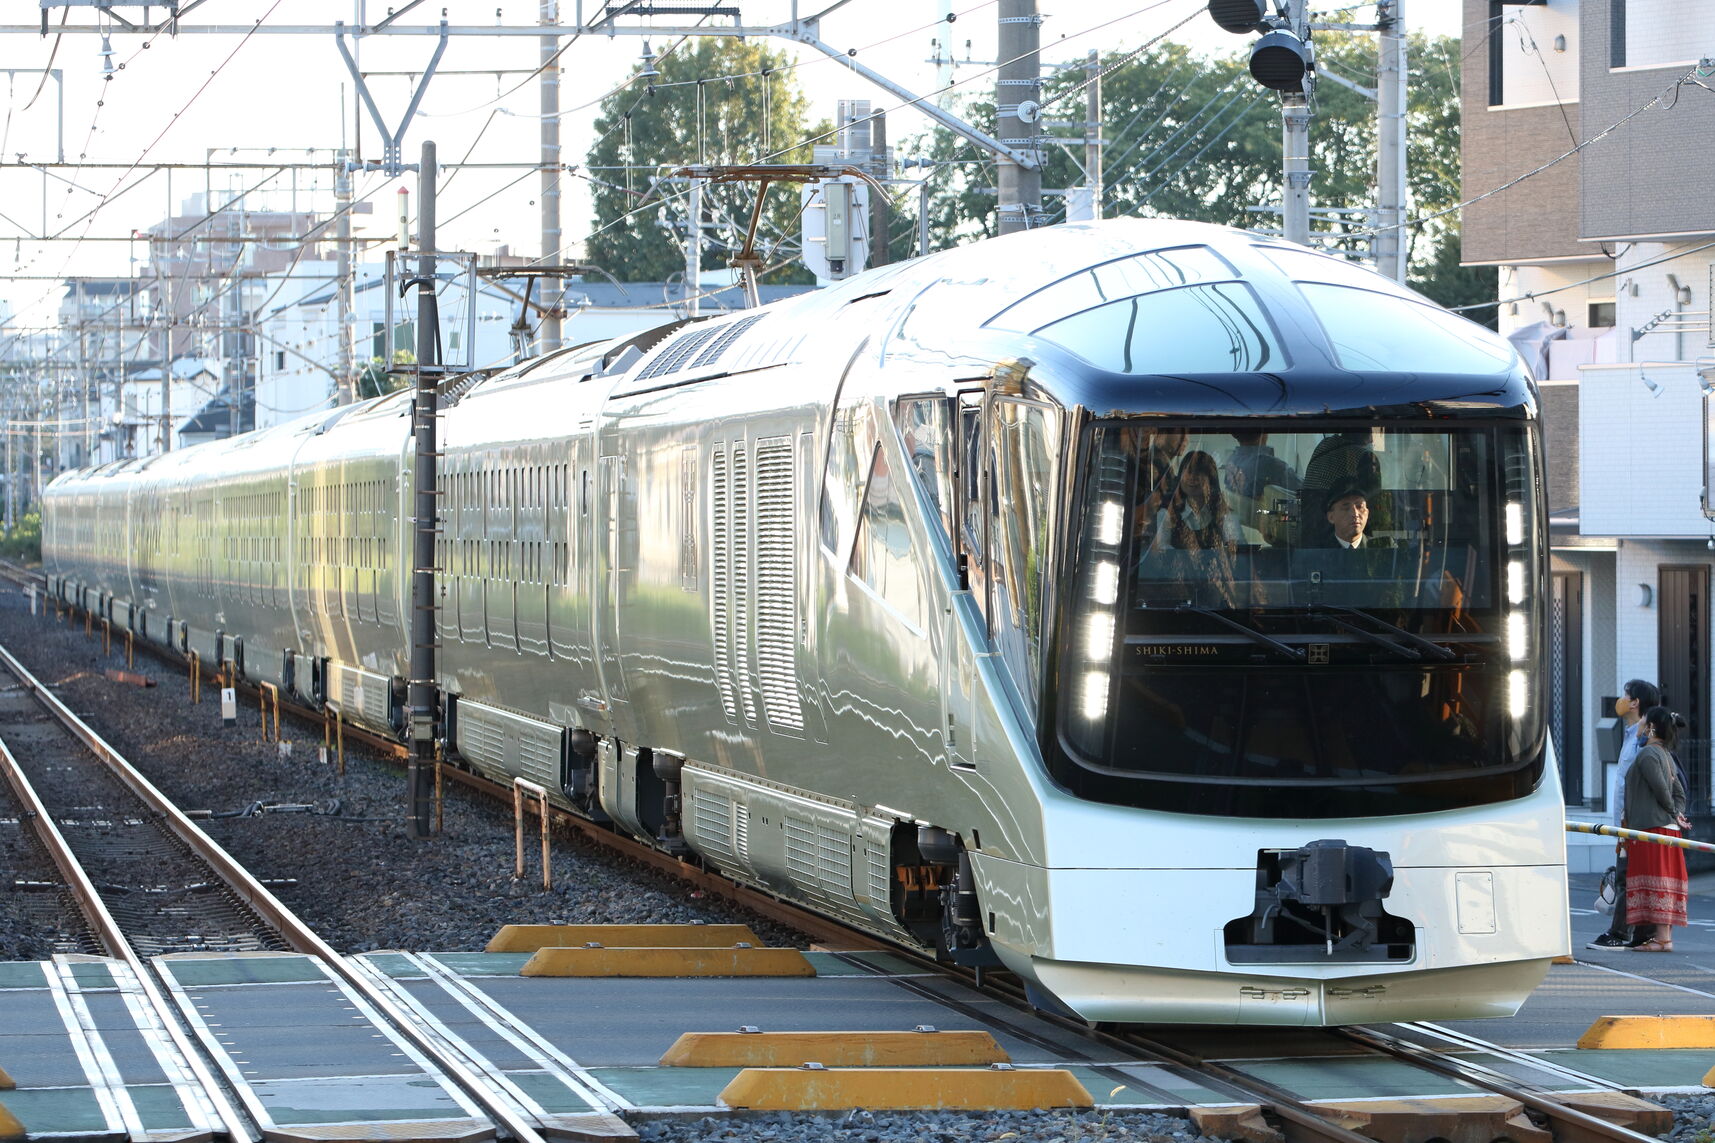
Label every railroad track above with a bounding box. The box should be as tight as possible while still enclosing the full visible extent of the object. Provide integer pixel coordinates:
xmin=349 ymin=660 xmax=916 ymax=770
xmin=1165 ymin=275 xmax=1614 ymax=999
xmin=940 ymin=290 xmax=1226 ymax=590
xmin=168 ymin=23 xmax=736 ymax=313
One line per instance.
xmin=0 ymin=637 xmax=589 ymax=1143
xmin=0 ymin=570 xmax=1681 ymax=1143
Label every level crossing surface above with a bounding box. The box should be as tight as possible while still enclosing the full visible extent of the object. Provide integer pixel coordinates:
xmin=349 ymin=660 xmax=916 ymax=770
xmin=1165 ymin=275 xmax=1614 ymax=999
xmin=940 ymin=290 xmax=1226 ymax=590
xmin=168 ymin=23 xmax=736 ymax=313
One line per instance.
xmin=4 ymin=892 xmax=1715 ymax=1142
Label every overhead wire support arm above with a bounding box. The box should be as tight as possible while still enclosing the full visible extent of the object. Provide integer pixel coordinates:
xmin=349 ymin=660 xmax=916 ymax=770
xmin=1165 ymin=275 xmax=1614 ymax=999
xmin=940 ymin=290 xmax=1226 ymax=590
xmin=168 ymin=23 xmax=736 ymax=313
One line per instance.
xmin=334 ymin=20 xmax=450 ymax=176
xmin=779 ymin=18 xmax=1040 ymax=170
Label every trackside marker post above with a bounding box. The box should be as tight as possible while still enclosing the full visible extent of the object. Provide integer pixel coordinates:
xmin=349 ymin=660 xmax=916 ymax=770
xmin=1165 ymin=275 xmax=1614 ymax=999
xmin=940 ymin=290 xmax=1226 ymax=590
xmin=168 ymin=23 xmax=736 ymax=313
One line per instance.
xmin=220 ymin=687 xmax=237 ymax=728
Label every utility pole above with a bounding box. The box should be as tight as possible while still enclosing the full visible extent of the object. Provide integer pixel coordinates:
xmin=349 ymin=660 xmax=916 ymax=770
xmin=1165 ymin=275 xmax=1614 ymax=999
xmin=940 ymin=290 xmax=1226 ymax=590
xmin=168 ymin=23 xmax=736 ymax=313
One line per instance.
xmin=539 ymin=0 xmax=562 ymax=354
xmin=1280 ymin=0 xmax=1312 ymax=247
xmin=76 ymin=281 xmax=89 ymax=466
xmin=407 ymin=140 xmax=440 ymax=839
xmin=868 ymin=112 xmax=890 ymax=269
xmin=335 ymin=150 xmax=355 ymax=404
xmin=1373 ymin=0 xmax=1407 ymax=281
xmin=1085 ymin=49 xmax=1104 ymax=221
xmin=685 ymin=180 xmax=702 ymax=317
xmin=159 ymin=261 xmax=173 ymax=453
xmin=995 ymin=0 xmax=1042 ymax=235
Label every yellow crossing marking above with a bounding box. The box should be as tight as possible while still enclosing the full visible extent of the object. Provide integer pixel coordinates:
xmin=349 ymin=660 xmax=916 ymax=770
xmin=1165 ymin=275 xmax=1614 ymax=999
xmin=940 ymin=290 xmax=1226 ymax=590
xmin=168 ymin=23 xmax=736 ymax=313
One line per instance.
xmin=487 ymin=923 xmax=761 ymax=952
xmin=660 ymin=1030 xmax=1007 ymax=1067
xmin=521 ymin=945 xmax=814 ymax=978
xmin=718 ymin=1067 xmax=1093 ymax=1111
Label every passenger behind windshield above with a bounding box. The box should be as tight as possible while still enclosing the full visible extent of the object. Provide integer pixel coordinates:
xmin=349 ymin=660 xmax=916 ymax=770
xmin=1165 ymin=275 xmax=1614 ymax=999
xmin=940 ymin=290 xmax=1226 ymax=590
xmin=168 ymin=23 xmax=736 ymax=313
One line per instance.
xmin=1115 ymin=426 xmax=1493 ymax=620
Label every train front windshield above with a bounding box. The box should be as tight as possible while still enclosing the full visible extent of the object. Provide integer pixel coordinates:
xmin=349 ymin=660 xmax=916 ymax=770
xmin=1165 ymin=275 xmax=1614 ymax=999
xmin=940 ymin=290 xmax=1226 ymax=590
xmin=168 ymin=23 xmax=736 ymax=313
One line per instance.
xmin=1055 ymin=423 xmax=1544 ymax=819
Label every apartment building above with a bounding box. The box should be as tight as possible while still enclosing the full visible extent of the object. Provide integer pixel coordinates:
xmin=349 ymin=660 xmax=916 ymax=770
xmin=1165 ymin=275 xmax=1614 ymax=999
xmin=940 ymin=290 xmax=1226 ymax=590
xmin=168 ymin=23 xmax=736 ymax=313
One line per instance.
xmin=1462 ymin=0 xmax=1715 ymax=864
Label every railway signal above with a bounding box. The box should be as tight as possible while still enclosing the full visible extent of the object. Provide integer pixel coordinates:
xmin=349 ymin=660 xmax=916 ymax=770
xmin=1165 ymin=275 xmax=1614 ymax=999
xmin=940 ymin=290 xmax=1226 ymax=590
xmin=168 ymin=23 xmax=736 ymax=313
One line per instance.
xmin=1209 ymin=0 xmax=1314 ymax=245
xmin=1208 ymin=0 xmax=1313 ymax=93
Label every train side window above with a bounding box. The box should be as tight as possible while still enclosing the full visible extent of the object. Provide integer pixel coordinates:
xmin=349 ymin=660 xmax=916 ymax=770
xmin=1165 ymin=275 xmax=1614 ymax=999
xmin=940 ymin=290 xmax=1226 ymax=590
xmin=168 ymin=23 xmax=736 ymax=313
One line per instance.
xmin=987 ymin=399 xmax=1061 ymax=714
xmin=892 ymin=396 xmax=954 ymax=548
xmin=957 ymin=390 xmax=988 ymax=616
xmin=848 ymin=443 xmax=927 ymax=632
xmin=820 ymin=397 xmax=877 ymax=559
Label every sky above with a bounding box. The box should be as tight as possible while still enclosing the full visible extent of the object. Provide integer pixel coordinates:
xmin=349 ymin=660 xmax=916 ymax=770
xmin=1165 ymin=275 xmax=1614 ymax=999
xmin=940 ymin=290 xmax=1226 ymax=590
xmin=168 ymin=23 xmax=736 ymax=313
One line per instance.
xmin=0 ymin=1 xmax=1464 ymax=330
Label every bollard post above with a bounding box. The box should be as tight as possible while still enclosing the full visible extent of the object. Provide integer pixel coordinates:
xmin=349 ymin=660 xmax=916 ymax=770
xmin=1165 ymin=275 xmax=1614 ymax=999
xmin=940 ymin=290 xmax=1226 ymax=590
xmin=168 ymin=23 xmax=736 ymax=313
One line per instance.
xmin=258 ymin=682 xmax=280 ymax=742
xmin=434 ymin=752 xmax=444 ymax=836
xmin=512 ymin=778 xmax=551 ymax=890
xmin=100 ymin=618 xmax=110 ymax=656
xmin=85 ymin=609 xmax=92 ymax=637
xmin=188 ymin=651 xmax=201 ymax=704
xmin=125 ymin=630 xmax=134 ymax=669
xmin=335 ymin=708 xmax=345 ymax=775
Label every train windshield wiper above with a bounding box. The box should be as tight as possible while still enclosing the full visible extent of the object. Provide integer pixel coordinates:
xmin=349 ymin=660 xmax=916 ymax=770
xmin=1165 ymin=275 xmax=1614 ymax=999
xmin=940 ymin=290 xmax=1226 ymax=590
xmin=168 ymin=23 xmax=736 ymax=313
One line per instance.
xmin=1309 ymin=604 xmax=1457 ymax=662
xmin=1173 ymin=604 xmax=1306 ymax=663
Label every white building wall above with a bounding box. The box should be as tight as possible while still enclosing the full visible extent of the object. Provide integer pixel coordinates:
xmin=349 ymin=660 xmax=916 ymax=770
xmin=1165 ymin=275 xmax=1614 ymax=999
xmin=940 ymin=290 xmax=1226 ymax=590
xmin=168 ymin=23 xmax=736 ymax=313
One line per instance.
xmin=1612 ymin=242 xmax=1714 ymax=363
xmin=1495 ymin=0 xmax=1580 ymax=107
xmin=1578 ymin=362 xmax=1708 ymax=536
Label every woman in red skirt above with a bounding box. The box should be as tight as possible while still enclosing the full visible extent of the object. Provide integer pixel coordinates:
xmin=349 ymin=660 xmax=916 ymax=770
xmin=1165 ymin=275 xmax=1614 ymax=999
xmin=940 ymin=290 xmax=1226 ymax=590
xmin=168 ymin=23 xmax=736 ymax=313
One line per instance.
xmin=1624 ymin=707 xmax=1691 ymax=952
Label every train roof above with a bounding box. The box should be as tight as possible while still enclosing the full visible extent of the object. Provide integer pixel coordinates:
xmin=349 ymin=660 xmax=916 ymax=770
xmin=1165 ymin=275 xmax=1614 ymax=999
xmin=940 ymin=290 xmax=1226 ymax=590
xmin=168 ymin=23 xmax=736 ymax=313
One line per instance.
xmin=850 ymin=219 xmax=1533 ymax=420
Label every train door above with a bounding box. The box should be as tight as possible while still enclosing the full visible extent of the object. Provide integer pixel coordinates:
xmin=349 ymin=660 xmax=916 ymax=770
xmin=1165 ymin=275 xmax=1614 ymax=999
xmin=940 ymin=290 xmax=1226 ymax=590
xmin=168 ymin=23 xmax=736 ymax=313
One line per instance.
xmin=596 ymin=454 xmax=632 ymax=706
xmin=984 ymin=397 xmax=1063 ymax=723
xmin=458 ymin=465 xmax=484 ymax=645
xmin=897 ymin=392 xmax=972 ymax=771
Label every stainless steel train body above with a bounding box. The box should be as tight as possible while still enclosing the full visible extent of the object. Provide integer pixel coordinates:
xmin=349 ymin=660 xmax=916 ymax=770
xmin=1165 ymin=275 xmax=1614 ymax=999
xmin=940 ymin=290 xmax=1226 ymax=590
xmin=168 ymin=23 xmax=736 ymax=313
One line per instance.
xmin=44 ymin=219 xmax=1569 ymax=1025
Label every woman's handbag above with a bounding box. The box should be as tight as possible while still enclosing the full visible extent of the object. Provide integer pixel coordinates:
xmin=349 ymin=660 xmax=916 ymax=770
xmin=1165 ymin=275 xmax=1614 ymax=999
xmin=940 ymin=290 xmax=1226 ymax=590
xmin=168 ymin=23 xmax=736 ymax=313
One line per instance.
xmin=1593 ymin=865 xmax=1617 ymax=916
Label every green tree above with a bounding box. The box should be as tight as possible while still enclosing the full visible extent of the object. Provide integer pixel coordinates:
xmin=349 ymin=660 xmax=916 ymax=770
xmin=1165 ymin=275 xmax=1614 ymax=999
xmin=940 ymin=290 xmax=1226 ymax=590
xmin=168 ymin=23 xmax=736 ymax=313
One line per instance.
xmin=585 ymin=39 xmax=831 ymax=284
xmin=357 ymin=354 xmax=411 ymax=400
xmin=905 ymin=34 xmax=1493 ymax=324
xmin=0 ymin=510 xmax=41 ymax=563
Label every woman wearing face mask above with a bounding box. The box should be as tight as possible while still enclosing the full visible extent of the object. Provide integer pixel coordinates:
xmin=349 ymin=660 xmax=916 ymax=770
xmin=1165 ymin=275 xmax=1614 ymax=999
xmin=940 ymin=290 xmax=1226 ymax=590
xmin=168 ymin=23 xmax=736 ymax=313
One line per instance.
xmin=1623 ymin=706 xmax=1691 ymax=952
xmin=1151 ymin=450 xmax=1241 ymax=552
xmin=1145 ymin=449 xmax=1243 ymax=608
xmin=1588 ymin=680 xmax=1661 ymax=950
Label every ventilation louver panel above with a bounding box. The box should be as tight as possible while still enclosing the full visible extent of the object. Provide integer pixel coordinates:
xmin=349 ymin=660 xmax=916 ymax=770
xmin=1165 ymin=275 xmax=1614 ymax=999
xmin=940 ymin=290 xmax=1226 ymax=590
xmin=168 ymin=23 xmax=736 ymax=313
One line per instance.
xmin=709 ymin=448 xmax=739 ymax=722
xmin=753 ymin=437 xmax=803 ymax=732
xmin=690 ymin=314 xmax=763 ymax=369
xmin=634 ymin=325 xmax=723 ymax=382
xmin=692 ymin=788 xmax=734 ymax=858
xmin=633 ymin=313 xmax=762 ymax=383
xmin=732 ymin=444 xmax=758 ymax=726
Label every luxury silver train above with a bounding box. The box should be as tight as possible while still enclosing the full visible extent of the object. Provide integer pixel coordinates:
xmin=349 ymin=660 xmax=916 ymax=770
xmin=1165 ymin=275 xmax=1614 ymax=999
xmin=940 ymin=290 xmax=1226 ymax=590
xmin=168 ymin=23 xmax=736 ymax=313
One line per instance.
xmin=44 ymin=219 xmax=1569 ymax=1025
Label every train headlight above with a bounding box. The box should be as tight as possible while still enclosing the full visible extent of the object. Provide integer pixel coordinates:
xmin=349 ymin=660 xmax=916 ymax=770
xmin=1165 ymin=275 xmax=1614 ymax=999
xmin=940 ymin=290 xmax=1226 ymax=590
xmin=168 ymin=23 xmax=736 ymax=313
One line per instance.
xmin=1081 ymin=671 xmax=1110 ymax=720
xmin=1506 ymin=611 xmax=1527 ymax=662
xmin=1506 ymin=560 xmax=1524 ymax=605
xmin=1505 ymin=502 xmax=1524 ymax=546
xmin=1091 ymin=561 xmax=1119 ymax=606
xmin=1085 ymin=612 xmax=1116 ymax=660
xmin=1508 ymin=669 xmax=1528 ymax=718
xmin=1095 ymin=500 xmax=1123 ymax=547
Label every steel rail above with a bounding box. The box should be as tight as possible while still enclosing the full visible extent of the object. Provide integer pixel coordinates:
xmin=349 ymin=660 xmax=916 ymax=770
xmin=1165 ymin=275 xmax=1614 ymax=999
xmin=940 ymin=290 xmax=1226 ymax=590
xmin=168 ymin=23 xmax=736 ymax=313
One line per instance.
xmin=1401 ymin=1021 xmax=1639 ymax=1095
xmin=0 ymin=648 xmax=256 ymax=1143
xmin=1338 ymin=1023 xmax=1666 ymax=1143
xmin=0 ymin=639 xmax=558 ymax=1143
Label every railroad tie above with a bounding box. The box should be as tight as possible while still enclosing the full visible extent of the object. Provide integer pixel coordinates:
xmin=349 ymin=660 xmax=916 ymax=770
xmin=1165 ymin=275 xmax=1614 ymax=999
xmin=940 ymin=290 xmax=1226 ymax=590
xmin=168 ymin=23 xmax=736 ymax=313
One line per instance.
xmin=1307 ymin=1095 xmax=1549 ymax=1143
